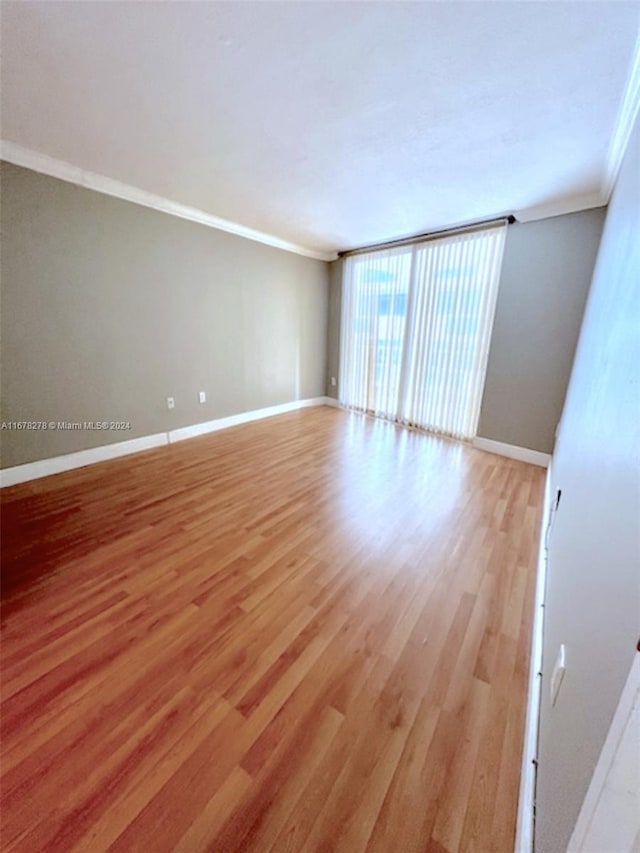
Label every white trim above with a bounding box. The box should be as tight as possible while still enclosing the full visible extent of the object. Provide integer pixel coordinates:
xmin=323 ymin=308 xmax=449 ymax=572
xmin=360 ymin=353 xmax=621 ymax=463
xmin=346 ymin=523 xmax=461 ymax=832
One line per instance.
xmin=0 ymin=398 xmax=336 ymax=487
xmin=0 ymin=141 xmax=334 ymax=262
xmin=516 ymin=36 xmax=640 ymax=222
xmin=0 ymin=432 xmax=167 ymax=488
xmin=567 ymin=652 xmax=640 ymax=853
xmin=167 ymin=396 xmax=332 ymax=442
xmin=515 ymin=463 xmax=553 ymax=853
xmin=322 ymin=396 xmax=341 ymax=408
xmin=514 ymin=191 xmax=606 ymax=225
xmin=602 ymin=33 xmax=640 ymax=203
xmin=472 ymin=436 xmax=551 ymax=468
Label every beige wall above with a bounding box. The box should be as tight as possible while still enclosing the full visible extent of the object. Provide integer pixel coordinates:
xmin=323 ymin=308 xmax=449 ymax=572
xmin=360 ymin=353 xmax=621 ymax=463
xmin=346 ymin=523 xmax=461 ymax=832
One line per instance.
xmin=535 ymin=119 xmax=640 ymax=852
xmin=325 ymin=209 xmax=604 ymax=453
xmin=0 ymin=163 xmax=329 ymax=468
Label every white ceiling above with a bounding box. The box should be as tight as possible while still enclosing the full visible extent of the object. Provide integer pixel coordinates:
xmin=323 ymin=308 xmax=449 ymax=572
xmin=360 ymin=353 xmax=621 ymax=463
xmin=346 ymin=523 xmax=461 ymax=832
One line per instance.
xmin=1 ymin=1 xmax=639 ymax=258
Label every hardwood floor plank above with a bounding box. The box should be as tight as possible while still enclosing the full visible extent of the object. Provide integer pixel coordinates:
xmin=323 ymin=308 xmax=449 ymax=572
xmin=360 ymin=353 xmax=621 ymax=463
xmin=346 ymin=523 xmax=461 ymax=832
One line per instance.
xmin=172 ymin=765 xmax=254 ymax=853
xmin=364 ymin=696 xmax=441 ymax=853
xmin=0 ymin=407 xmax=544 ymax=852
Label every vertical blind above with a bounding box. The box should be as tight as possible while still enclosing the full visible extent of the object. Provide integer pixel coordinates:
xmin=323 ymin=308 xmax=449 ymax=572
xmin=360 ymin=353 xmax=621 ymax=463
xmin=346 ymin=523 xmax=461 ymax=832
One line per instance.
xmin=339 ymin=224 xmax=507 ymax=440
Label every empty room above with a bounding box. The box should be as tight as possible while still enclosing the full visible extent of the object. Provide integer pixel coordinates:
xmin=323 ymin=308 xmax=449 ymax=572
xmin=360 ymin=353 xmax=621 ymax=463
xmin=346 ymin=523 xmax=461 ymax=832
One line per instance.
xmin=1 ymin=2 xmax=638 ymax=852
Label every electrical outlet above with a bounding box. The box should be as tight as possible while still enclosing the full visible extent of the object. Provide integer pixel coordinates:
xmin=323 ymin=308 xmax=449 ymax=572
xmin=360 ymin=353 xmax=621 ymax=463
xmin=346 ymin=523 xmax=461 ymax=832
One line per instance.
xmin=199 ymin=391 xmax=206 ymax=404
xmin=331 ymin=377 xmax=337 ymax=387
xmin=550 ymin=644 xmax=566 ymax=706
xmin=167 ymin=397 xmax=175 ymax=410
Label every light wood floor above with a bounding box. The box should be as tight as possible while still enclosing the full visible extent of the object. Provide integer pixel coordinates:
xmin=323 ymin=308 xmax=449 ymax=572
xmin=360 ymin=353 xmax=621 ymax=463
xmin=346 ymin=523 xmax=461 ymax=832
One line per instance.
xmin=0 ymin=406 xmax=543 ymax=853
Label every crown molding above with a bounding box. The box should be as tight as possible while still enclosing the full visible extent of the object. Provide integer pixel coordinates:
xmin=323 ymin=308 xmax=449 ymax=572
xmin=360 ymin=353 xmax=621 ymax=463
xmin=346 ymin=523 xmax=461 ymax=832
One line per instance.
xmin=602 ymin=33 xmax=640 ymax=203
xmin=6 ymin=41 xmax=639 ymax=268
xmin=0 ymin=140 xmax=334 ymax=262
xmin=514 ymin=189 xmax=606 ymax=224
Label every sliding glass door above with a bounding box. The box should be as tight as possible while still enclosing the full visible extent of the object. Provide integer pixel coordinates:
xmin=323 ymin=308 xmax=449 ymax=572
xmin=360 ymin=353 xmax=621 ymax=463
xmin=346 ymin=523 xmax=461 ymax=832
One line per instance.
xmin=339 ymin=224 xmax=506 ymax=440
xmin=339 ymin=247 xmax=412 ymax=419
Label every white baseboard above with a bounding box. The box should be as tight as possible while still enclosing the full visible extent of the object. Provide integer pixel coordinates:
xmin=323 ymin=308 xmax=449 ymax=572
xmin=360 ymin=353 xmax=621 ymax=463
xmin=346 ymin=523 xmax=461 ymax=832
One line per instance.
xmin=0 ymin=432 xmax=168 ymax=488
xmin=168 ymin=396 xmax=331 ymax=442
xmin=322 ymin=396 xmax=341 ymax=408
xmin=472 ymin=436 xmax=551 ymax=468
xmin=0 ymin=397 xmax=335 ymax=487
xmin=515 ymin=462 xmax=553 ymax=852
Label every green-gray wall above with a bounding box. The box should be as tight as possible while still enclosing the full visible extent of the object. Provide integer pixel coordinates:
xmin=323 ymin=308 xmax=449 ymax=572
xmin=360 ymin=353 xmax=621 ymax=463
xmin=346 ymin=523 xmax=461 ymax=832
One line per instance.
xmin=325 ymin=258 xmax=343 ymax=399
xmin=0 ymin=162 xmax=329 ymax=468
xmin=325 ymin=208 xmax=605 ymax=453
xmin=478 ymin=208 xmax=605 ymax=453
